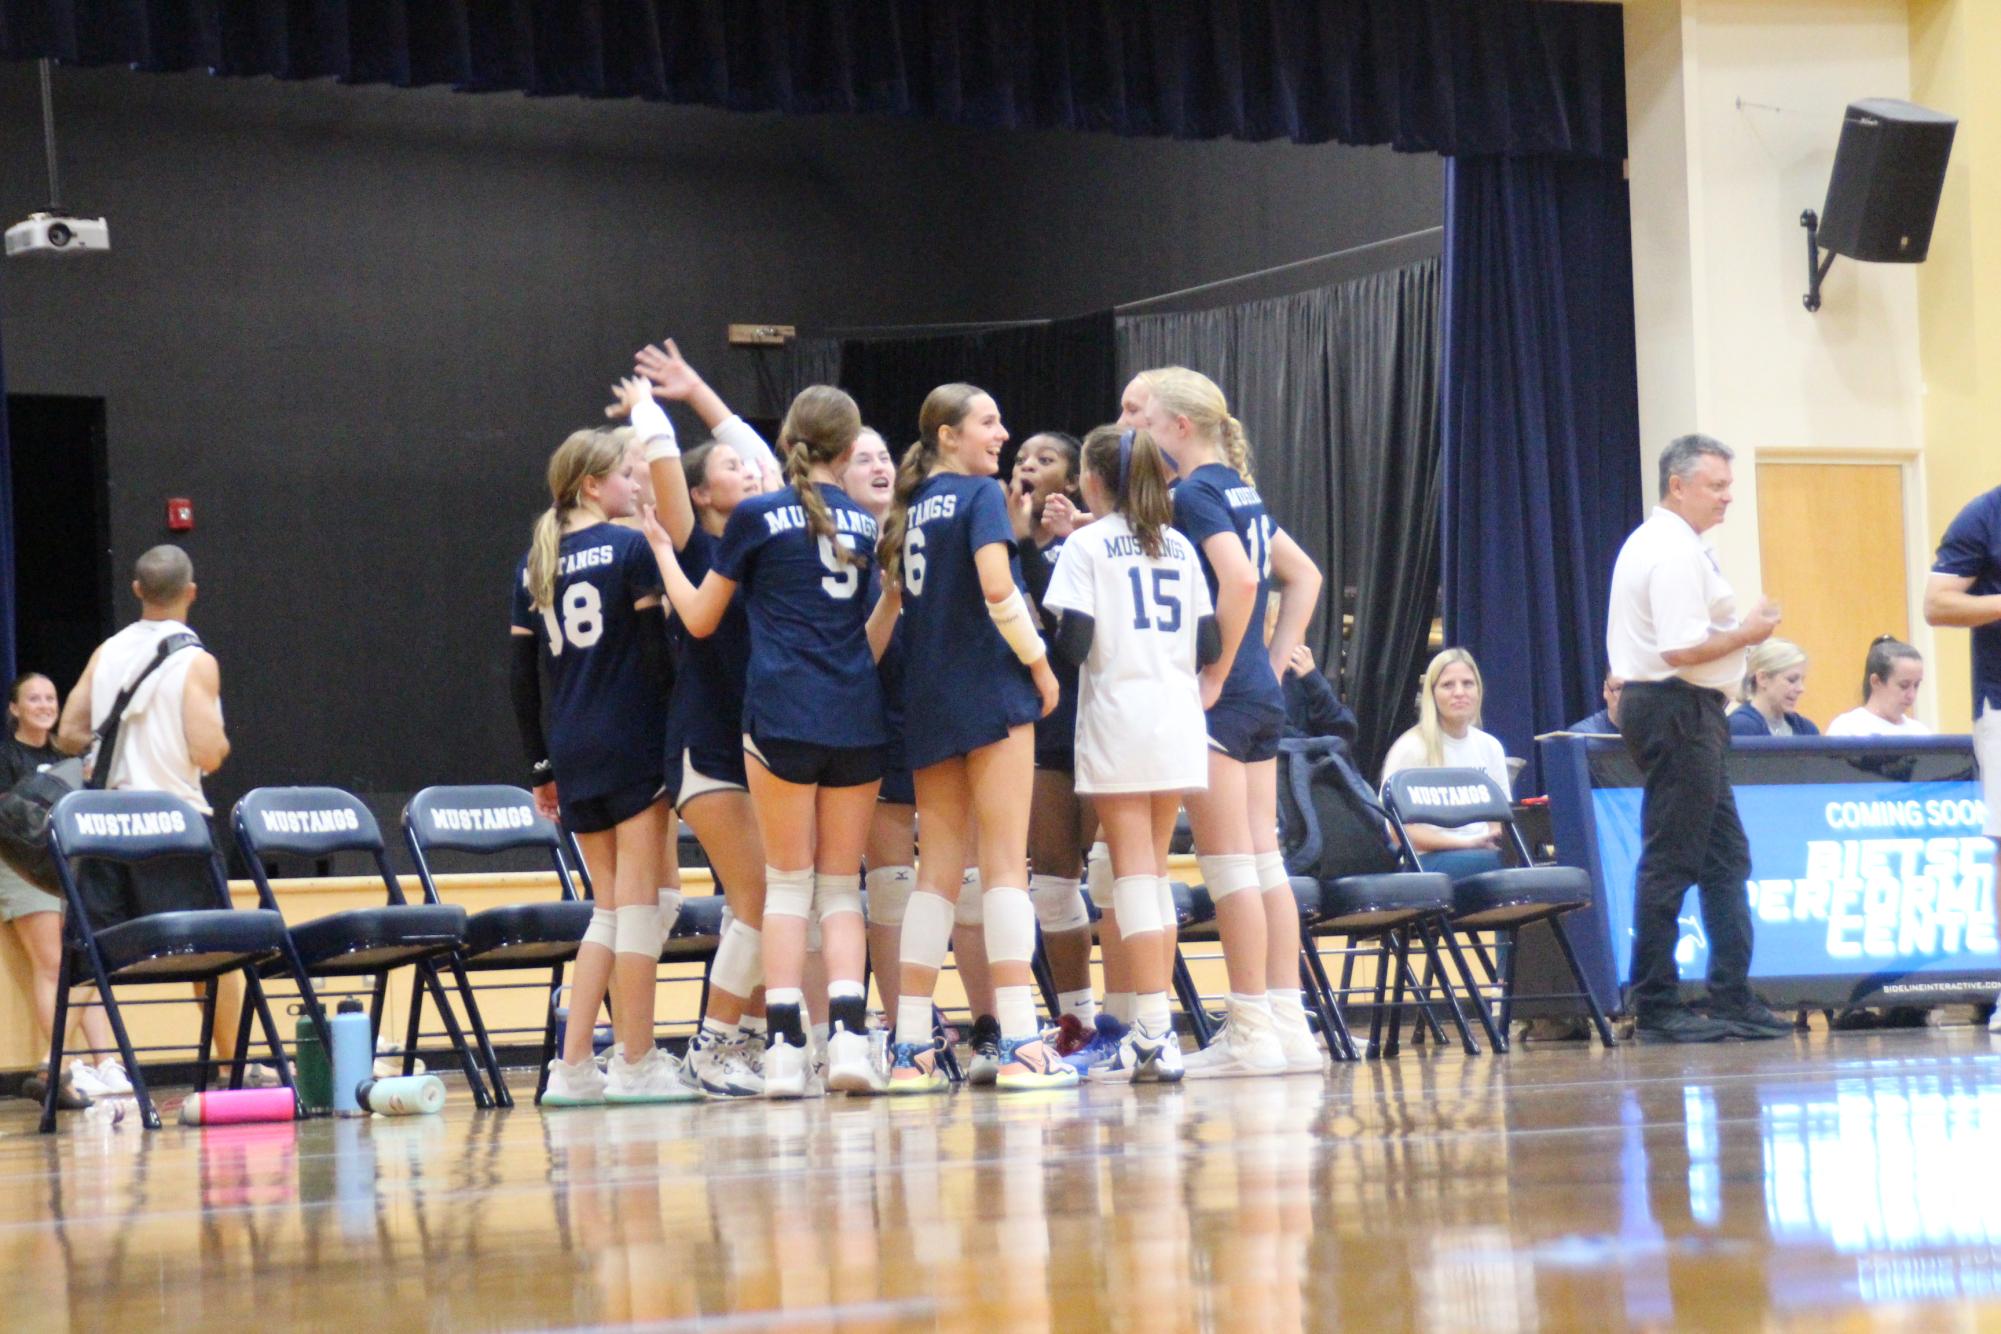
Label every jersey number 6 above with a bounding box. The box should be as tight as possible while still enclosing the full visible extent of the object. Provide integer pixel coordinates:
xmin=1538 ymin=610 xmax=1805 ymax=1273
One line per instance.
xmin=902 ymin=527 xmax=928 ymax=597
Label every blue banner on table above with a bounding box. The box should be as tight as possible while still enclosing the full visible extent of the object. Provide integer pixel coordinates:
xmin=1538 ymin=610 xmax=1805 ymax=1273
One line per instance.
xmin=1594 ymin=781 xmax=1994 ymax=992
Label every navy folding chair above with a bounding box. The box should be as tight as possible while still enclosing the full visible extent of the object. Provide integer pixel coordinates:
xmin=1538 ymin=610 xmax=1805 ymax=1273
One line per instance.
xmin=402 ymin=785 xmax=592 ymax=1104
xmin=1307 ymin=871 xmax=1476 ymax=1058
xmin=1381 ymin=768 xmax=1616 ymax=1050
xmin=234 ymin=786 xmax=497 ymax=1108
xmin=40 ymin=790 xmax=298 ymax=1131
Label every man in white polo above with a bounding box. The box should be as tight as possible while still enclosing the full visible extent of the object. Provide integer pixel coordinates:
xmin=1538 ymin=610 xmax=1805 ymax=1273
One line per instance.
xmin=1606 ymin=435 xmax=1789 ymax=1043
xmin=1923 ymin=482 xmax=2001 ymax=1029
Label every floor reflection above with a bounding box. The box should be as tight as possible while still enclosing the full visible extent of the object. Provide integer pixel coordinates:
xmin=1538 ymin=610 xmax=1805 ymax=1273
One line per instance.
xmin=6 ymin=1033 xmax=2001 ymax=1327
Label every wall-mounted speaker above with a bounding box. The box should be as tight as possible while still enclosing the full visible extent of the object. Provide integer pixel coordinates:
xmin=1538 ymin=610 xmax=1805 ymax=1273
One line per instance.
xmin=1801 ymin=98 xmax=1956 ymax=311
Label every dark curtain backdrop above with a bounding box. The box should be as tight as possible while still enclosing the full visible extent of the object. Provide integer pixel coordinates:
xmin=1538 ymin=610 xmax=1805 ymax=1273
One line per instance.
xmin=0 ymin=0 xmax=1626 ymax=158
xmin=1118 ymin=258 xmax=1442 ymax=774
xmin=1440 ymin=154 xmax=1643 ymax=784
xmin=838 ymin=314 xmax=1117 ymax=452
xmin=0 ymin=327 xmax=12 ymax=688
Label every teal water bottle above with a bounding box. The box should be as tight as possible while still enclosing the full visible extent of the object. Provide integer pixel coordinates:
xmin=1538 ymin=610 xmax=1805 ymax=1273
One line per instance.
xmin=294 ymin=1007 xmax=333 ymax=1115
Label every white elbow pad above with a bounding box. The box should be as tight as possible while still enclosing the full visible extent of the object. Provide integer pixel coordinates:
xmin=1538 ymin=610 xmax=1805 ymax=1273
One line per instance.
xmin=987 ymin=587 xmax=1047 ymax=666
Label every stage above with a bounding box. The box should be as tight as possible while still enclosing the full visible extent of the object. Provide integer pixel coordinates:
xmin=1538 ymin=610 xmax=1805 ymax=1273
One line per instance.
xmin=3 ymin=1029 xmax=1996 ymax=1329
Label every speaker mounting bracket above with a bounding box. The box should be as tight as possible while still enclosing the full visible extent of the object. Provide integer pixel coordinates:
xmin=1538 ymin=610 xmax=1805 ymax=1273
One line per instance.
xmin=1800 ymin=209 xmax=1837 ymax=313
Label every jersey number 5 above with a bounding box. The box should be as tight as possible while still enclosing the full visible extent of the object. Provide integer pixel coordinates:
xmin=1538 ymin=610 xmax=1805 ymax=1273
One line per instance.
xmin=820 ymin=535 xmax=861 ymax=600
xmin=1127 ymin=567 xmax=1183 ymax=633
xmin=540 ymin=583 xmax=604 ymax=655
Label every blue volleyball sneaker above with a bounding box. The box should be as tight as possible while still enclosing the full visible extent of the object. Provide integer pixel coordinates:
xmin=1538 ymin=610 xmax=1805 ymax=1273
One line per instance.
xmin=1062 ymin=1014 xmax=1129 ymax=1078
xmin=994 ymin=1036 xmax=1079 ymax=1091
xmin=885 ymin=1040 xmax=949 ymax=1096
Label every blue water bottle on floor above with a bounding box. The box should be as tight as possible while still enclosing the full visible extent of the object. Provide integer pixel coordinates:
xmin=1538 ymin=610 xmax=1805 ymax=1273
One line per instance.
xmin=329 ymin=998 xmax=373 ymax=1117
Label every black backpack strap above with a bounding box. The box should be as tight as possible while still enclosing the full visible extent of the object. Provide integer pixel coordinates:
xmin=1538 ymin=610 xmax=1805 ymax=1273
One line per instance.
xmin=88 ymin=632 xmax=204 ymax=792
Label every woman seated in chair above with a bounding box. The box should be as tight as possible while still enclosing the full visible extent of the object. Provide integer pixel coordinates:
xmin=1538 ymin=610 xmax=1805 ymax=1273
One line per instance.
xmin=1380 ymin=648 xmax=1513 ymax=879
xmin=1826 ymin=636 xmax=1933 ymax=737
xmin=1728 ymin=638 xmax=1819 ymax=737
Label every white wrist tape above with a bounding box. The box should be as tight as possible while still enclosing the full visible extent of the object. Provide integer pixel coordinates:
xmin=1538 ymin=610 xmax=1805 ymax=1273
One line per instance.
xmin=987 ymin=587 xmax=1047 ymax=665
xmin=630 ymin=396 xmax=679 ymax=461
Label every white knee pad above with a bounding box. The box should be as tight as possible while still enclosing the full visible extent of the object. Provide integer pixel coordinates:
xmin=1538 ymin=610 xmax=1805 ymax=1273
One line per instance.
xmin=1112 ymin=875 xmax=1164 ymax=938
xmin=582 ymin=907 xmax=616 ymax=952
xmin=954 ymin=868 xmax=984 ymax=925
xmin=1029 ymin=874 xmax=1090 ymax=933
xmin=1198 ymin=853 xmax=1260 ymax=903
xmin=865 ymin=865 xmax=915 ymax=925
xmin=614 ymin=903 xmax=662 ymax=957
xmin=1085 ymin=841 xmax=1112 ymax=908
xmin=764 ymin=865 xmax=813 ymax=919
xmin=1254 ymin=851 xmax=1289 ymax=894
xmin=982 ymin=885 xmax=1036 ymax=965
xmin=815 ymin=872 xmax=863 ymax=921
xmin=899 ymin=890 xmax=957 ymax=970
xmin=711 ymin=918 xmax=762 ymax=998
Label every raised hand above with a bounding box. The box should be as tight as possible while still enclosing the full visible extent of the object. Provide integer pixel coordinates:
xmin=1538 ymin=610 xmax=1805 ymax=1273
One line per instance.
xmin=604 ymin=375 xmax=651 ymax=421
xmin=634 ymin=338 xmax=705 ymax=401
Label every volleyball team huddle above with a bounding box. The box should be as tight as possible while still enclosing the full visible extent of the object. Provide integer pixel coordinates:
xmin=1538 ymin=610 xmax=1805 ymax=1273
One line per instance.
xmin=512 ymin=339 xmax=1324 ymax=1105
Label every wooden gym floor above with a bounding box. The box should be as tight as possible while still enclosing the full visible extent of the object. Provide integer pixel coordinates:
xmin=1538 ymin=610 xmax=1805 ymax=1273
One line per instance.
xmin=1 ymin=1029 xmax=1998 ymax=1331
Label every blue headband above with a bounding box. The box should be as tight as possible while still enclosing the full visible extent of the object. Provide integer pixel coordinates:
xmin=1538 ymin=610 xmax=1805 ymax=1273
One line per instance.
xmin=1117 ymin=428 xmax=1135 ymax=498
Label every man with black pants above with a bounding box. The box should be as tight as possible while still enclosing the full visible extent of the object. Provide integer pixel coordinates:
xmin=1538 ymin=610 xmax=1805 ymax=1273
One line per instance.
xmin=1606 ymin=435 xmax=1791 ymax=1043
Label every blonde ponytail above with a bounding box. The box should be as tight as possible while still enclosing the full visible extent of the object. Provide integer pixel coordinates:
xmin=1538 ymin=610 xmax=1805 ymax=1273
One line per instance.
xmin=1218 ymin=412 xmax=1256 ymax=487
xmin=778 ymin=385 xmax=863 ymax=562
xmin=526 ymin=428 xmax=625 ymax=611
xmin=878 ymin=382 xmax=986 ymax=585
xmin=1144 ymin=366 xmax=1255 ymax=485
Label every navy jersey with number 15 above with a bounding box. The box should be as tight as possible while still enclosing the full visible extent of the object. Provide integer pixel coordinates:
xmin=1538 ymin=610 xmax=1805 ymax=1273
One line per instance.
xmin=898 ymin=472 xmax=1042 ymax=770
xmin=510 ymin=522 xmax=667 ymax=802
xmin=1172 ymin=462 xmax=1285 ymax=715
xmin=714 ymin=483 xmax=886 ymax=748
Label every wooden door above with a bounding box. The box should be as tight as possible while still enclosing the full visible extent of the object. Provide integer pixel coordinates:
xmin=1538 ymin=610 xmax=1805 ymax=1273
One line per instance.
xmin=1755 ymin=461 xmax=1908 ymax=731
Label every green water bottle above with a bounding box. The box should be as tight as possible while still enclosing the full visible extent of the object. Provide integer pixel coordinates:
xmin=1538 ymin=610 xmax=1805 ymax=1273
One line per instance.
xmin=293 ymin=1008 xmax=333 ymax=1115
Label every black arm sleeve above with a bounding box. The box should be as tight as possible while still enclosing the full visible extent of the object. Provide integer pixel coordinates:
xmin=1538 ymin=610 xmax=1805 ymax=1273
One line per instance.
xmin=1052 ymin=610 xmax=1095 ymax=667
xmin=1015 ymin=536 xmax=1056 ymax=619
xmin=1196 ymin=614 xmax=1222 ymax=668
xmin=635 ymin=605 xmax=674 ymax=699
xmin=509 ymin=633 xmax=552 ymax=781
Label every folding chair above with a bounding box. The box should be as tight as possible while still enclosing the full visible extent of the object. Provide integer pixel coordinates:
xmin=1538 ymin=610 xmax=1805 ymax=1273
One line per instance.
xmin=1306 ymin=871 xmax=1476 ymax=1058
xmin=40 ymin=789 xmax=298 ymax=1131
xmin=233 ymin=786 xmax=497 ymax=1109
xmin=1380 ymin=768 xmax=1616 ymax=1050
xmin=403 ymin=785 xmax=592 ymax=1105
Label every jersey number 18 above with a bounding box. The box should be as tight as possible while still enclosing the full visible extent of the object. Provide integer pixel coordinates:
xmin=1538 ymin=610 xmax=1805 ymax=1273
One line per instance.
xmin=540 ymin=583 xmax=603 ymax=655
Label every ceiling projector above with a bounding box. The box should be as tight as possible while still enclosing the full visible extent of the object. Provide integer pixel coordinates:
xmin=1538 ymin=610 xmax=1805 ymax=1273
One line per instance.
xmin=6 ymin=212 xmax=110 ymax=258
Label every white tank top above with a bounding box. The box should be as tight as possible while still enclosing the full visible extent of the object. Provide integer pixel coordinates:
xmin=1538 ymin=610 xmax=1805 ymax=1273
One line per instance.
xmin=89 ymin=618 xmax=211 ymax=814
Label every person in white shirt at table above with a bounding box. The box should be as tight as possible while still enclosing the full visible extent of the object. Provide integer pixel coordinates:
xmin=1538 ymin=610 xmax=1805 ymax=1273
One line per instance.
xmin=1825 ymin=636 xmax=1933 ymax=737
xmin=1380 ymin=647 xmax=1512 ymax=881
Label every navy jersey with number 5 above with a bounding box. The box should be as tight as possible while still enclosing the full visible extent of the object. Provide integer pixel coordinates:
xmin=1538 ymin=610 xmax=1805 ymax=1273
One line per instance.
xmin=1172 ymin=462 xmax=1285 ymax=716
xmin=898 ymin=473 xmax=1042 ymax=770
xmin=713 ymin=483 xmax=886 ymax=748
xmin=510 ymin=522 xmax=667 ymax=801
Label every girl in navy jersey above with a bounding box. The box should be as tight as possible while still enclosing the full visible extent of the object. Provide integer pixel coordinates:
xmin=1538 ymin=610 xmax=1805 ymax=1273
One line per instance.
xmin=1006 ymin=435 xmax=1101 ymax=1056
xmin=511 ymin=430 xmax=687 ymax=1105
xmin=876 ymin=384 xmax=1070 ymax=1093
xmin=1148 ymin=367 xmax=1326 ymax=1079
xmin=1045 ymin=425 xmax=1218 ymax=1081
xmin=646 ymin=384 xmax=892 ymax=1098
xmin=614 ymin=348 xmax=775 ymax=1097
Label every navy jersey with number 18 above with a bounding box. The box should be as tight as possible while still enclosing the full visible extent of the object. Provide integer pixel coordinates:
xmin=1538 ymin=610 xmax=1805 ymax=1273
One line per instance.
xmin=1172 ymin=462 xmax=1285 ymax=716
xmin=509 ymin=522 xmax=667 ymax=802
xmin=897 ymin=472 xmax=1042 ymax=770
xmin=713 ymin=483 xmax=886 ymax=748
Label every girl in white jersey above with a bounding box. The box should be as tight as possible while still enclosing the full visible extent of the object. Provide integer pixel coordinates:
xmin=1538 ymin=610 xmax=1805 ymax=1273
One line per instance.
xmin=1043 ymin=425 xmax=1217 ymax=1081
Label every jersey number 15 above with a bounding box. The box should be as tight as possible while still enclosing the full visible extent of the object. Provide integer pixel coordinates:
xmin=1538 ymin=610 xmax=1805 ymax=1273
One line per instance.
xmin=1127 ymin=567 xmax=1183 ymax=633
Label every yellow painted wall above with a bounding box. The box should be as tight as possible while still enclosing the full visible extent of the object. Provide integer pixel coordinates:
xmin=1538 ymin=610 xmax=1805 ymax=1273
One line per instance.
xmin=1910 ymin=0 xmax=2001 ymax=733
xmin=1622 ymin=0 xmax=1991 ymax=728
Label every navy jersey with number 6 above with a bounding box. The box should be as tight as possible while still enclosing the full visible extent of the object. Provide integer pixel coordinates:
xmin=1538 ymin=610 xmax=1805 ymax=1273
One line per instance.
xmin=898 ymin=473 xmax=1042 ymax=770
xmin=510 ymin=522 xmax=667 ymax=802
xmin=1172 ymin=462 xmax=1285 ymax=716
xmin=714 ymin=483 xmax=885 ymax=748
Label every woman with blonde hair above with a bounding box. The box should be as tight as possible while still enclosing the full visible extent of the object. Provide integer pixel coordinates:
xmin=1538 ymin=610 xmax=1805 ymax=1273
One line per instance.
xmin=1728 ymin=639 xmax=1818 ymax=737
xmin=1150 ymin=366 xmax=1326 ymax=1078
xmin=511 ymin=428 xmax=685 ymax=1105
xmin=1380 ymin=648 xmax=1514 ymax=880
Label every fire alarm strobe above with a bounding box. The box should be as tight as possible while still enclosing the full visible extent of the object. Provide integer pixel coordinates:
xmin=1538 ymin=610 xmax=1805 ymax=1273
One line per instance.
xmin=166 ymin=498 xmax=193 ymax=532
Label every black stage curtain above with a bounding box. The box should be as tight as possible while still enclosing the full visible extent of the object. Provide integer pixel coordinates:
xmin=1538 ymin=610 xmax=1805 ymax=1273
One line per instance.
xmin=0 ymin=0 xmax=1626 ymax=158
xmin=0 ymin=328 xmax=13 ymax=685
xmin=1117 ymin=258 xmax=1442 ymax=775
xmin=1440 ymin=154 xmax=1643 ymax=787
xmin=839 ymin=314 xmax=1117 ymax=456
